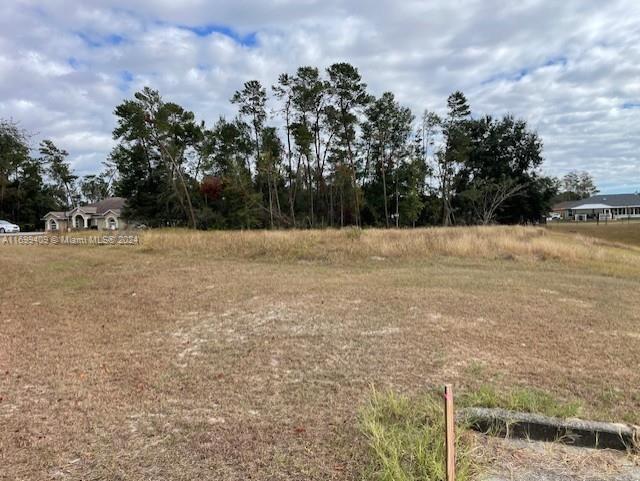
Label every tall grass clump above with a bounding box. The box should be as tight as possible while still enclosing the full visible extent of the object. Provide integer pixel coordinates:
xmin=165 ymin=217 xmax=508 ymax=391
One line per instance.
xmin=359 ymin=389 xmax=476 ymax=481
xmin=459 ymin=385 xmax=582 ymax=419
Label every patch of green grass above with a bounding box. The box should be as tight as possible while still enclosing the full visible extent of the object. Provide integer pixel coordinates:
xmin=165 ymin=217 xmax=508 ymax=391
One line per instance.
xmin=359 ymin=389 xmax=476 ymax=481
xmin=464 ymin=361 xmax=487 ymax=379
xmin=45 ymin=260 xmax=80 ymax=272
xmin=459 ymin=385 xmax=581 ymax=419
xmin=58 ymin=274 xmax=92 ymax=290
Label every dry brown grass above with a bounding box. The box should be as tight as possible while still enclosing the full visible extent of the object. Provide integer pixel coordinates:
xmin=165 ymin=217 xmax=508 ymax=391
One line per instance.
xmin=1 ymin=226 xmax=640 ymax=480
xmin=476 ymin=434 xmax=640 ymax=481
xmin=547 ymin=220 xmax=640 ymax=248
xmin=139 ymin=226 xmax=640 ymax=276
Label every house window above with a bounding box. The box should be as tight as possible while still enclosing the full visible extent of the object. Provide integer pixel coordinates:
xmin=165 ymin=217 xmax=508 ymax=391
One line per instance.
xmin=49 ymin=219 xmax=58 ymax=231
xmin=107 ymin=217 xmax=117 ymax=230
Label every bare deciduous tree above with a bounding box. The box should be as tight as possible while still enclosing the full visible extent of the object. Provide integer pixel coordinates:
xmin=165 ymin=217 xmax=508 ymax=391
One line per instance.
xmin=466 ymin=179 xmax=527 ymax=225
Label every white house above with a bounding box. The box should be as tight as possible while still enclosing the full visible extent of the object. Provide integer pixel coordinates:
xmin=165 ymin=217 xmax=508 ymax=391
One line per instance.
xmin=43 ymin=197 xmax=128 ymax=232
xmin=552 ymin=194 xmax=640 ymax=221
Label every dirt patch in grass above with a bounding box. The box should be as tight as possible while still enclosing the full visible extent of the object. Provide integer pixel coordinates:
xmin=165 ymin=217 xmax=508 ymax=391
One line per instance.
xmin=1 ymin=227 xmax=640 ymax=479
xmin=477 ymin=435 xmax=640 ymax=481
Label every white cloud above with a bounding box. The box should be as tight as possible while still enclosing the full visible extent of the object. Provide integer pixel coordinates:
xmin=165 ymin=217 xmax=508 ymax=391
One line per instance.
xmin=1 ymin=0 xmax=639 ymax=192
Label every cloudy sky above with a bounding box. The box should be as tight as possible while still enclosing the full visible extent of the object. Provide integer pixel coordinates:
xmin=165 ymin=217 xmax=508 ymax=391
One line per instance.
xmin=1 ymin=0 xmax=639 ymax=192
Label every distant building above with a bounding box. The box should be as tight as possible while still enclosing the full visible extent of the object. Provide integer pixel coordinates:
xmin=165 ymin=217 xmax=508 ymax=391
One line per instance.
xmin=43 ymin=197 xmax=128 ymax=232
xmin=552 ymin=194 xmax=640 ymax=221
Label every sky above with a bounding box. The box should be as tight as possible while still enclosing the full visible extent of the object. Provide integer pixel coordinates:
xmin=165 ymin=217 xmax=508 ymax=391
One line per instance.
xmin=1 ymin=0 xmax=639 ymax=193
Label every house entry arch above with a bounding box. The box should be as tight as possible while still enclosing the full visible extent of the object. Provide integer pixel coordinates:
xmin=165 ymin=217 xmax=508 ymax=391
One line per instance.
xmin=74 ymin=214 xmax=88 ymax=229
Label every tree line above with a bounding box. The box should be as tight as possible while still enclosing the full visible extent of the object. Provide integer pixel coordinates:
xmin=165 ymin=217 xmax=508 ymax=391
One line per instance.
xmin=0 ymin=120 xmax=112 ymax=230
xmin=1 ymin=62 xmax=597 ymax=230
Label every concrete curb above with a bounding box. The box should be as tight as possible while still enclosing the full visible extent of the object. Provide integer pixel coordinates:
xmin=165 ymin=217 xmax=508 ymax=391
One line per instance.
xmin=458 ymin=407 xmax=640 ymax=451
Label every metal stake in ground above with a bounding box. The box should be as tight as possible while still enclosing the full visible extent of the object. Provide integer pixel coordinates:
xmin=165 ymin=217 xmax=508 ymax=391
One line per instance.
xmin=445 ymin=384 xmax=455 ymax=481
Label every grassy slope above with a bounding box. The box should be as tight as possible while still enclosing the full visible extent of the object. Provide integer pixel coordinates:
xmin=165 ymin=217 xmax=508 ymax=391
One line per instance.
xmin=1 ymin=227 xmax=639 ymax=480
xmin=547 ymin=220 xmax=640 ymax=247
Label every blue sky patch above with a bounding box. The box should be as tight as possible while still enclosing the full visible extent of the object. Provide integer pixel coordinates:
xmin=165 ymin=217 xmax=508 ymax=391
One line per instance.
xmin=106 ymin=34 xmax=125 ymax=45
xmin=481 ymin=68 xmax=529 ymax=85
xmin=543 ymin=56 xmax=568 ymax=67
xmin=76 ymin=32 xmax=100 ymax=48
xmin=482 ymin=55 xmax=567 ymax=85
xmin=179 ymin=24 xmax=257 ymax=46
xmin=121 ymin=70 xmax=134 ymax=82
xmin=118 ymin=70 xmax=134 ymax=92
xmin=76 ymin=32 xmax=125 ymax=48
xmin=622 ymin=102 xmax=640 ymax=109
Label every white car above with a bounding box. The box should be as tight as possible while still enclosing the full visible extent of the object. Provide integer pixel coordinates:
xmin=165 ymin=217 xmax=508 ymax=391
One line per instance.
xmin=0 ymin=220 xmax=20 ymax=233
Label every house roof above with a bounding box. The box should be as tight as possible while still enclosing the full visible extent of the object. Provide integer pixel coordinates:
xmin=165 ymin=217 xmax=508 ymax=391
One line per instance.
xmin=70 ymin=206 xmax=97 ymax=215
xmin=89 ymin=197 xmax=126 ymax=215
xmin=43 ymin=211 xmax=67 ymax=220
xmin=94 ymin=209 xmax=122 ymax=219
xmin=552 ymin=200 xmax=581 ymax=211
xmin=579 ymin=193 xmax=640 ymax=207
xmin=554 ymin=193 xmax=640 ymax=210
xmin=573 ymin=203 xmax=612 ymax=210
xmin=42 ymin=197 xmax=127 ymax=220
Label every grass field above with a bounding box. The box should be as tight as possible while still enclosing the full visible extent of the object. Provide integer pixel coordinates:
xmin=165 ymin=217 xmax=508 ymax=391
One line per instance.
xmin=2 ymin=226 xmax=640 ymax=480
xmin=546 ymin=219 xmax=640 ymax=247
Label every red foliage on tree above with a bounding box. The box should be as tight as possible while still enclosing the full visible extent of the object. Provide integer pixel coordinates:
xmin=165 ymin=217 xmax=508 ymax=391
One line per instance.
xmin=200 ymin=176 xmax=223 ymax=202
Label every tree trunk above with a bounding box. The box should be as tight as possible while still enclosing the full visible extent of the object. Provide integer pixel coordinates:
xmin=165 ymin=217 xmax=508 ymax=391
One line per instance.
xmin=307 ymin=156 xmax=314 ymax=227
xmin=156 ymin=139 xmax=197 ymax=229
xmin=381 ymin=160 xmax=389 ymax=228
xmin=1 ymin=178 xmax=7 ymax=214
xmin=329 ymin=184 xmax=334 ymax=227
xmin=273 ymin=174 xmax=282 ymax=220
xmin=441 ymin=172 xmax=451 ymax=227
xmin=395 ymin=173 xmax=399 ymax=228
xmin=267 ymin=167 xmax=274 ymax=229
xmin=341 ymin=113 xmax=360 ymax=227
xmin=285 ymin=112 xmax=295 ymax=226
xmin=340 ymin=187 xmax=344 ymax=227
